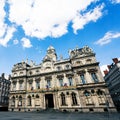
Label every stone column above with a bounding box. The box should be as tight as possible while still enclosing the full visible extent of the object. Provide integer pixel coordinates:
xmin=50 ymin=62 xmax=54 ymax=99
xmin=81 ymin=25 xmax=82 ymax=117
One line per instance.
xmin=16 ymin=80 xmax=19 ymax=90
xmin=53 ymin=93 xmax=58 ymax=109
xmin=66 ymin=93 xmax=71 ymax=107
xmin=15 ymin=97 xmax=18 ymax=109
xmin=32 ymin=96 xmax=35 ymax=108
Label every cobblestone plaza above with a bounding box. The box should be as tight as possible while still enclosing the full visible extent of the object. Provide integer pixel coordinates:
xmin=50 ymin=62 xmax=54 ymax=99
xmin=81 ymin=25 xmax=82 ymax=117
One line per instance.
xmin=0 ymin=111 xmax=120 ymax=120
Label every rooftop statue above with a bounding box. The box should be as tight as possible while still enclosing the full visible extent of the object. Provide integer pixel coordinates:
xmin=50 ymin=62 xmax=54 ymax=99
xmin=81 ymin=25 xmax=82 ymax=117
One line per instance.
xmin=69 ymin=46 xmax=93 ymax=58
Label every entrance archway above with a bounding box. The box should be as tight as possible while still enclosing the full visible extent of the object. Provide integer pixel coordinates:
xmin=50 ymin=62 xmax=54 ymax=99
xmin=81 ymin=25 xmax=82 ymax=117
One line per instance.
xmin=45 ymin=94 xmax=54 ymax=108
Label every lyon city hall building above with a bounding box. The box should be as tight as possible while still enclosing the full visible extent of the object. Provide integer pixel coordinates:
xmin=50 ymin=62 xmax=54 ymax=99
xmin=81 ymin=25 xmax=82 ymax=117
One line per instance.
xmin=8 ymin=46 xmax=116 ymax=112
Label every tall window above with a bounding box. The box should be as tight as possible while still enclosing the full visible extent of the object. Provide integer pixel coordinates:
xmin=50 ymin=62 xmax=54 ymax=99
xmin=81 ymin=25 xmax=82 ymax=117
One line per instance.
xmin=68 ymin=77 xmax=73 ymax=86
xmin=71 ymin=92 xmax=77 ymax=105
xmin=35 ymin=94 xmax=40 ymax=106
xmin=47 ymin=80 xmax=51 ymax=88
xmin=29 ymin=83 xmax=33 ymax=90
xmin=27 ymin=96 xmax=32 ymax=106
xmin=61 ymin=93 xmax=66 ymax=105
xmin=57 ymin=66 xmax=61 ymax=71
xmin=97 ymin=90 xmax=105 ymax=104
xmin=80 ymin=74 xmax=86 ymax=84
xmin=59 ymin=78 xmax=63 ymax=87
xmin=91 ymin=73 xmax=98 ymax=83
xmin=11 ymin=96 xmax=15 ymax=106
xmin=19 ymin=82 xmax=23 ymax=90
xmin=84 ymin=91 xmax=93 ymax=104
xmin=18 ymin=96 xmax=22 ymax=106
xmin=13 ymin=83 xmax=16 ymax=91
xmin=65 ymin=65 xmax=70 ymax=69
xmin=36 ymin=81 xmax=40 ymax=89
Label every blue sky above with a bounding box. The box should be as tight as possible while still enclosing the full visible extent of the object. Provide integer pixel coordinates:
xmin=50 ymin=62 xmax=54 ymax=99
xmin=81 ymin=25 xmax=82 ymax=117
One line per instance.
xmin=0 ymin=0 xmax=120 ymax=77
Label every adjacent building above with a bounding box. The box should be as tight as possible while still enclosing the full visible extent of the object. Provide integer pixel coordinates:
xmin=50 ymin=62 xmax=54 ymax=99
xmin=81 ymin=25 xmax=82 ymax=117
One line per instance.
xmin=9 ymin=46 xmax=116 ymax=112
xmin=0 ymin=73 xmax=11 ymax=111
xmin=104 ymin=58 xmax=120 ymax=111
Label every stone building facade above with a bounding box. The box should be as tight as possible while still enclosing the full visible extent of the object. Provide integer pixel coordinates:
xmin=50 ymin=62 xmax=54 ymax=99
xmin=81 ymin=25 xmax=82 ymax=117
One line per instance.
xmin=0 ymin=73 xmax=11 ymax=111
xmin=104 ymin=58 xmax=120 ymax=111
xmin=9 ymin=46 xmax=116 ymax=112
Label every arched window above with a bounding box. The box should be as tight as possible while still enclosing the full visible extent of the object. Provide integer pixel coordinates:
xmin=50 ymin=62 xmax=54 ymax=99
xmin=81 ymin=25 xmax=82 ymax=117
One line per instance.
xmin=28 ymin=80 xmax=33 ymax=90
xmin=35 ymin=94 xmax=40 ymax=106
xmin=97 ymin=89 xmax=105 ymax=104
xmin=61 ymin=93 xmax=66 ymax=106
xmin=84 ymin=90 xmax=93 ymax=105
xmin=91 ymin=73 xmax=98 ymax=83
xmin=47 ymin=80 xmax=51 ymax=88
xmin=80 ymin=74 xmax=86 ymax=84
xmin=19 ymin=81 xmax=23 ymax=90
xmin=36 ymin=81 xmax=40 ymax=89
xmin=68 ymin=77 xmax=73 ymax=86
xmin=71 ymin=92 xmax=77 ymax=105
xmin=57 ymin=66 xmax=62 ymax=71
xmin=11 ymin=96 xmax=15 ymax=106
xmin=14 ymin=73 xmax=17 ymax=77
xmin=18 ymin=96 xmax=22 ymax=106
xmin=59 ymin=78 xmax=63 ymax=87
xmin=27 ymin=96 xmax=32 ymax=106
xmin=36 ymin=94 xmax=39 ymax=98
xmin=65 ymin=64 xmax=70 ymax=69
xmin=76 ymin=61 xmax=83 ymax=65
xmin=86 ymin=59 xmax=92 ymax=64
xmin=13 ymin=82 xmax=16 ymax=91
xmin=19 ymin=72 xmax=23 ymax=75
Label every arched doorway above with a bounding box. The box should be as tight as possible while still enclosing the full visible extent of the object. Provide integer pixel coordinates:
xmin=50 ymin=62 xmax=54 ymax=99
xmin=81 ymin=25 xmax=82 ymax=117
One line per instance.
xmin=45 ymin=94 xmax=54 ymax=108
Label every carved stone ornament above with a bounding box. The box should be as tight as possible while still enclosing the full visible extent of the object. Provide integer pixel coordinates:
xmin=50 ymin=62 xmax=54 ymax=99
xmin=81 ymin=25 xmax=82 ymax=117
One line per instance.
xmin=82 ymin=46 xmax=93 ymax=54
xmin=69 ymin=46 xmax=94 ymax=58
xmin=28 ymin=79 xmax=33 ymax=83
xmin=87 ymin=68 xmax=97 ymax=73
xmin=77 ymin=70 xmax=86 ymax=75
xmin=45 ymin=76 xmax=52 ymax=80
xmin=13 ymin=63 xmax=24 ymax=70
xmin=66 ymin=72 xmax=74 ymax=77
xmin=19 ymin=79 xmax=24 ymax=83
xmin=57 ymin=74 xmax=64 ymax=78
xmin=35 ymin=77 xmax=40 ymax=82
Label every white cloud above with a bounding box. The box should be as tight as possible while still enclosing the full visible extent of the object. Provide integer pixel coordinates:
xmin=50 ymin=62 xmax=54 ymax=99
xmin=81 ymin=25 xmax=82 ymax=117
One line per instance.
xmin=111 ymin=0 xmax=120 ymax=4
xmin=8 ymin=0 xmax=104 ymax=39
xmin=72 ymin=4 xmax=104 ymax=33
xmin=13 ymin=39 xmax=19 ymax=45
xmin=0 ymin=26 xmax=16 ymax=47
xmin=0 ymin=0 xmax=16 ymax=47
xmin=21 ymin=38 xmax=32 ymax=48
xmin=95 ymin=31 xmax=120 ymax=45
xmin=0 ymin=0 xmax=6 ymax=37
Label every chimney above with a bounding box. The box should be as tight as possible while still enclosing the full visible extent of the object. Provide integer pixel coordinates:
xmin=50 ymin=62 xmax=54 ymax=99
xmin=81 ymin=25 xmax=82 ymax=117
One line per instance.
xmin=112 ymin=58 xmax=118 ymax=64
xmin=103 ymin=70 xmax=108 ymax=75
xmin=8 ymin=74 xmax=11 ymax=80
xmin=1 ymin=73 xmax=5 ymax=79
xmin=107 ymin=65 xmax=111 ymax=70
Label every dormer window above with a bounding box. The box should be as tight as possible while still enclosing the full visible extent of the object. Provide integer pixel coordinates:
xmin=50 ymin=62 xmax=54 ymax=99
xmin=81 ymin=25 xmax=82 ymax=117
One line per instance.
xmin=65 ymin=65 xmax=70 ymax=69
xmin=76 ymin=61 xmax=82 ymax=65
xmin=14 ymin=73 xmax=17 ymax=77
xmin=36 ymin=69 xmax=39 ymax=73
xmin=19 ymin=72 xmax=23 ymax=75
xmin=57 ymin=66 xmax=62 ymax=71
xmin=86 ymin=59 xmax=92 ymax=64
xmin=29 ymin=71 xmax=32 ymax=75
